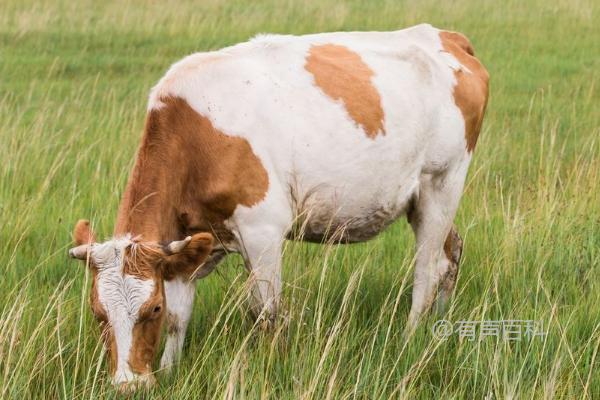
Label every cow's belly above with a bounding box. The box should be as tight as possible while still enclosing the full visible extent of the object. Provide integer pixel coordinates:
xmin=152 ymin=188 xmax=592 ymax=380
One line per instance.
xmin=288 ymin=175 xmax=419 ymax=243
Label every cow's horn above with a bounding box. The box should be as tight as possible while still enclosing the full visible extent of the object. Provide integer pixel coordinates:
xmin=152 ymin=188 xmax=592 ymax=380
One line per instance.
xmin=69 ymin=244 xmax=91 ymax=260
xmin=165 ymin=236 xmax=192 ymax=255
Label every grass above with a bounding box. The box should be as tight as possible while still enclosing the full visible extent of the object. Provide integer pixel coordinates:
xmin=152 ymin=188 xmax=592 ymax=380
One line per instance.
xmin=0 ymin=0 xmax=599 ymax=398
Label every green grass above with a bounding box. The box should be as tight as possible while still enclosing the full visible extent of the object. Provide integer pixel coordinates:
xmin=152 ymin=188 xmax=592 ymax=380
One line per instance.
xmin=1 ymin=0 xmax=599 ymax=398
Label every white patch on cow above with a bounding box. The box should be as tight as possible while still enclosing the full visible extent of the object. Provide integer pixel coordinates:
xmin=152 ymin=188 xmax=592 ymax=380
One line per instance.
xmin=159 ymin=278 xmax=196 ymax=371
xmin=90 ymin=236 xmax=155 ymax=384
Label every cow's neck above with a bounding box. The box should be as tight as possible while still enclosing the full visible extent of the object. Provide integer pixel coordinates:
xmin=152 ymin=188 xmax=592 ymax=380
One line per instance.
xmin=114 ymin=96 xmax=268 ymax=244
xmin=114 ymin=134 xmax=180 ymax=242
xmin=114 ymin=96 xmax=251 ymax=244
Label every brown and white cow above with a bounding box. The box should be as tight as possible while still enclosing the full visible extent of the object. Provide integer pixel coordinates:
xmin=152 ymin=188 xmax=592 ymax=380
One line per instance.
xmin=69 ymin=24 xmax=488 ymax=389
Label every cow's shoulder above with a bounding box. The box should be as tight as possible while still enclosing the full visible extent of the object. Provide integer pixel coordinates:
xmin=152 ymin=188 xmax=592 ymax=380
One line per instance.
xmin=439 ymin=30 xmax=489 ymax=152
xmin=148 ymin=51 xmax=230 ymax=109
xmin=146 ymin=96 xmax=269 ymax=209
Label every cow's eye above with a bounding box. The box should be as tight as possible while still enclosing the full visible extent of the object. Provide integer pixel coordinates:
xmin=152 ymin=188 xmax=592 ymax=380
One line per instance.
xmin=140 ymin=302 xmax=163 ymax=321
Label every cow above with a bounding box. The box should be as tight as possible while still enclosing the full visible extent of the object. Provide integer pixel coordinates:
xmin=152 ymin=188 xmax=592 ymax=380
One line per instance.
xmin=68 ymin=23 xmax=488 ymax=390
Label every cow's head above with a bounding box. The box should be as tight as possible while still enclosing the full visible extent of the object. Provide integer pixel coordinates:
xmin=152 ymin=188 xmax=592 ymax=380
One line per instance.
xmin=68 ymin=220 xmax=213 ymax=391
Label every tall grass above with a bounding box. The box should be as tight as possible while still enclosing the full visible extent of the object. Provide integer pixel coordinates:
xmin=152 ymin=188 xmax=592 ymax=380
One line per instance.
xmin=0 ymin=0 xmax=598 ymax=398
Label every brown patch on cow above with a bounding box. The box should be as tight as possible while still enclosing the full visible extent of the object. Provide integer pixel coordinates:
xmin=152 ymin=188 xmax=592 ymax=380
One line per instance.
xmin=73 ymin=219 xmax=96 ymax=245
xmin=162 ymin=233 xmax=214 ymax=280
xmin=443 ymin=226 xmax=463 ymax=266
xmin=115 ymin=96 xmax=267 ymax=276
xmin=440 ymin=226 xmax=463 ymax=298
xmin=129 ymin=320 xmax=162 ymax=375
xmin=129 ymin=284 xmax=165 ymax=376
xmin=305 ymin=44 xmax=385 ymax=138
xmin=166 ymin=313 xmax=180 ymax=334
xmin=115 ymin=233 xmax=214 ymax=281
xmin=439 ymin=31 xmax=489 ymax=152
xmin=122 ymin=242 xmax=162 ymax=280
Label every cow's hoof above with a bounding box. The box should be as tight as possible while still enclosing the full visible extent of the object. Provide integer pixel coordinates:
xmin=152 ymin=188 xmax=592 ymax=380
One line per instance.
xmin=159 ymin=354 xmax=176 ymax=375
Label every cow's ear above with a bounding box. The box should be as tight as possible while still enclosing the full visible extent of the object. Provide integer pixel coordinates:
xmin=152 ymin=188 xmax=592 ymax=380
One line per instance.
xmin=73 ymin=219 xmax=97 ymax=245
xmin=162 ymin=233 xmax=213 ymax=259
xmin=69 ymin=219 xmax=97 ymax=262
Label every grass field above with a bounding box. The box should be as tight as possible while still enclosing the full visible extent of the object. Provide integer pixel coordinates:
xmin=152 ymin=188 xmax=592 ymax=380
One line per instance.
xmin=1 ymin=0 xmax=599 ymax=398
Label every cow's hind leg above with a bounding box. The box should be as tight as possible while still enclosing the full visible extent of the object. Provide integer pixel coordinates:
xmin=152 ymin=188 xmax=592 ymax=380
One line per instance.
xmin=406 ymin=164 xmax=468 ymax=332
xmin=435 ymin=226 xmax=463 ymax=314
xmin=159 ymin=278 xmax=196 ymax=372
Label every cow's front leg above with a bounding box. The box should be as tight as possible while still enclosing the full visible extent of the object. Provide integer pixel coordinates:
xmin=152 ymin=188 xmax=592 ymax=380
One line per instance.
xmin=159 ymin=277 xmax=196 ymax=372
xmin=239 ymin=227 xmax=285 ymax=324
